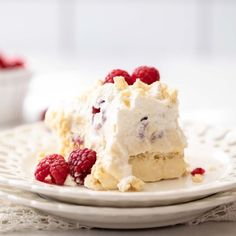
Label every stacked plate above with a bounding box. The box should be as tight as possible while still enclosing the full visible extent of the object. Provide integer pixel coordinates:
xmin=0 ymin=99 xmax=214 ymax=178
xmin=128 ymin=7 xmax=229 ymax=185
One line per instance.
xmin=0 ymin=122 xmax=236 ymax=229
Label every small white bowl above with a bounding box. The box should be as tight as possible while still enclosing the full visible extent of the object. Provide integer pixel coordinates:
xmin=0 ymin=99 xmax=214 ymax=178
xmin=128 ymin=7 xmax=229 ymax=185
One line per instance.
xmin=0 ymin=68 xmax=32 ymax=124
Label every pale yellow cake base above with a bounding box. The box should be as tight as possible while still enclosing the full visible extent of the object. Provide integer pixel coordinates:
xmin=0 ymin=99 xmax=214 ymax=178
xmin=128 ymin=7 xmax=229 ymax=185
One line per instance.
xmin=84 ymin=151 xmax=186 ymax=191
xmin=129 ymin=152 xmax=186 ymax=182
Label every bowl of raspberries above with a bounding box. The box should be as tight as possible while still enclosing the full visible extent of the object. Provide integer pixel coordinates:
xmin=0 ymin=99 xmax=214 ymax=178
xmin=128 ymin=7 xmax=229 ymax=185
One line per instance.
xmin=0 ymin=53 xmax=32 ymax=125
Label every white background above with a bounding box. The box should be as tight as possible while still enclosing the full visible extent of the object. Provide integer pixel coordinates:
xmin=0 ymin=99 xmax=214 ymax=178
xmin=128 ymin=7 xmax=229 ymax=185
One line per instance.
xmin=1 ymin=0 xmax=236 ymax=58
xmin=0 ymin=1 xmax=235 ymax=120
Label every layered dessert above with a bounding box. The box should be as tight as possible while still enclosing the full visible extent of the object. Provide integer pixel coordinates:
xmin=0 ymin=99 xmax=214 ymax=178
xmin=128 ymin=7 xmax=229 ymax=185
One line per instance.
xmin=35 ymin=66 xmax=187 ymax=191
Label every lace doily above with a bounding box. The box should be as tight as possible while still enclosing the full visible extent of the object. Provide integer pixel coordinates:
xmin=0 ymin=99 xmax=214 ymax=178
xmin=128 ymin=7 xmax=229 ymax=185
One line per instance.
xmin=0 ymin=200 xmax=84 ymax=233
xmin=1 ymin=200 xmax=236 ymax=233
xmin=187 ymin=202 xmax=236 ymax=225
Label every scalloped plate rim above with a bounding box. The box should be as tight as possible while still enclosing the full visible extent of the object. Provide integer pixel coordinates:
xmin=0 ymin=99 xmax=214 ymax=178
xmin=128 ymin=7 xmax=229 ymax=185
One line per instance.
xmin=0 ymin=188 xmax=236 ymax=229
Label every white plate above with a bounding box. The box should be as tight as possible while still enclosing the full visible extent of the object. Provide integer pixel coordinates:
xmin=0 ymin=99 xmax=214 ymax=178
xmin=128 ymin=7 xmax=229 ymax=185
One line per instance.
xmin=0 ymin=123 xmax=236 ymax=207
xmin=0 ymin=187 xmax=236 ymax=229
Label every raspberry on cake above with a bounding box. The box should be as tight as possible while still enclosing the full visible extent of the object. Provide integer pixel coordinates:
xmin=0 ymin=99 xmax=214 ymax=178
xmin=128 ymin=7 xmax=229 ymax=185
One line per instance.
xmin=132 ymin=66 xmax=160 ymax=85
xmin=45 ymin=66 xmax=187 ymax=191
xmin=104 ymin=69 xmax=134 ymax=85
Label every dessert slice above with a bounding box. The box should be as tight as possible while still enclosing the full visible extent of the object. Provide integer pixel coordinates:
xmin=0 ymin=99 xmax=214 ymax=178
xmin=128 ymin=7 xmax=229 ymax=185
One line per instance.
xmin=45 ymin=67 xmax=187 ymax=191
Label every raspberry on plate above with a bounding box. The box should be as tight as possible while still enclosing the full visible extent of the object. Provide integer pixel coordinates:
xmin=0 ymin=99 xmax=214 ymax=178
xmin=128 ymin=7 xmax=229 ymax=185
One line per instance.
xmin=104 ymin=69 xmax=134 ymax=85
xmin=191 ymin=167 xmax=205 ymax=176
xmin=68 ymin=148 xmax=97 ymax=185
xmin=131 ymin=66 xmax=160 ymax=85
xmin=34 ymin=154 xmax=69 ymax=185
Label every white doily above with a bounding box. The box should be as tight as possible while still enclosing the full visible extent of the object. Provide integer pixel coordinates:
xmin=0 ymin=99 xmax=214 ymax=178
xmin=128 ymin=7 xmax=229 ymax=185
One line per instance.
xmin=0 ymin=200 xmax=83 ymax=233
xmin=187 ymin=202 xmax=236 ymax=225
xmin=1 ymin=200 xmax=236 ymax=233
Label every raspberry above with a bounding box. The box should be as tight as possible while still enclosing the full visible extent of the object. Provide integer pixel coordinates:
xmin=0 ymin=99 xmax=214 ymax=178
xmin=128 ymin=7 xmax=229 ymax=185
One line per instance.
xmin=34 ymin=158 xmax=50 ymax=183
xmin=68 ymin=148 xmax=97 ymax=185
xmin=131 ymin=66 xmax=160 ymax=85
xmin=104 ymin=69 xmax=134 ymax=85
xmin=34 ymin=154 xmax=69 ymax=185
xmin=191 ymin=167 xmax=205 ymax=176
xmin=50 ymin=158 xmax=69 ymax=185
xmin=0 ymin=54 xmax=25 ymax=69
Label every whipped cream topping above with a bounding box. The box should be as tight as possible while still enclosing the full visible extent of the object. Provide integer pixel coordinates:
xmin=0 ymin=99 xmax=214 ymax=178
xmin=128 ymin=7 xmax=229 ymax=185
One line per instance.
xmin=45 ymin=77 xmax=186 ymax=191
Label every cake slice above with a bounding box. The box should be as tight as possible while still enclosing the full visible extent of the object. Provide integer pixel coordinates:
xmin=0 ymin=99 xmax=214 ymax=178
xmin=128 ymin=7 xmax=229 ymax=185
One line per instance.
xmin=45 ymin=68 xmax=187 ymax=191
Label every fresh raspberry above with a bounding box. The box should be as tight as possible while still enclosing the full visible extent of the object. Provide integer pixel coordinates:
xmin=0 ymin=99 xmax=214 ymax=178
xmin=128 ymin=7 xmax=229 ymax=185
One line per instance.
xmin=34 ymin=158 xmax=51 ymax=183
xmin=0 ymin=54 xmax=25 ymax=69
xmin=131 ymin=66 xmax=160 ymax=85
xmin=191 ymin=167 xmax=205 ymax=176
xmin=50 ymin=158 xmax=69 ymax=185
xmin=104 ymin=69 xmax=134 ymax=85
xmin=68 ymin=148 xmax=97 ymax=185
xmin=34 ymin=154 xmax=69 ymax=185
